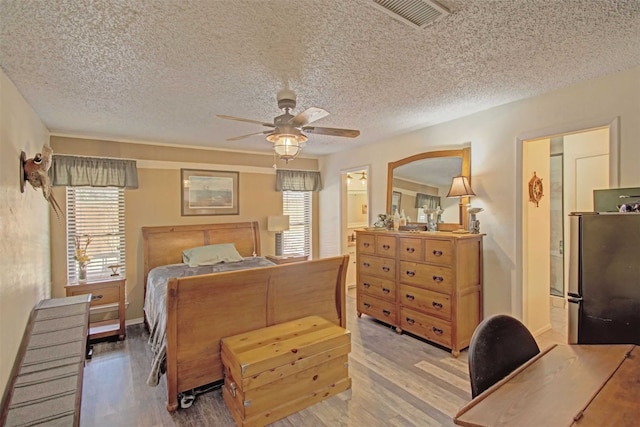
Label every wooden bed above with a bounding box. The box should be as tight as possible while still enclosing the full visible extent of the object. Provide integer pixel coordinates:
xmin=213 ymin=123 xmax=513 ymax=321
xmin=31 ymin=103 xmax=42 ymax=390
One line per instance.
xmin=141 ymin=222 xmax=348 ymax=412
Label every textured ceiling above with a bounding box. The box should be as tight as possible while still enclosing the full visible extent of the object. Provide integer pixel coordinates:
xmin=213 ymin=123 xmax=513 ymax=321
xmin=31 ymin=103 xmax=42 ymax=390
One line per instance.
xmin=1 ymin=0 xmax=639 ymax=157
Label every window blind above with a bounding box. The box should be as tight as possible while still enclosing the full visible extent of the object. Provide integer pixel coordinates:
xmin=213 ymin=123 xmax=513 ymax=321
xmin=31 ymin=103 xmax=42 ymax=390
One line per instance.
xmin=282 ymin=191 xmax=311 ymax=257
xmin=66 ymin=187 xmax=126 ymax=283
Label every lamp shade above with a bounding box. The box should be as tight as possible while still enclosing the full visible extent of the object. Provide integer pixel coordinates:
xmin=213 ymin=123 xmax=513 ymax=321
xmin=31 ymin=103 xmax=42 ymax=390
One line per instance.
xmin=446 ymin=176 xmax=476 ymax=198
xmin=267 ymin=215 xmax=290 ymax=232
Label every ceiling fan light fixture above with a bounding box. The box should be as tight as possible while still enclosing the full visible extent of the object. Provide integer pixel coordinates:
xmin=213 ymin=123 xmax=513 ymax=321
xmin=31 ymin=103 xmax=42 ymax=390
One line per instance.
xmin=269 ymin=133 xmax=304 ymax=163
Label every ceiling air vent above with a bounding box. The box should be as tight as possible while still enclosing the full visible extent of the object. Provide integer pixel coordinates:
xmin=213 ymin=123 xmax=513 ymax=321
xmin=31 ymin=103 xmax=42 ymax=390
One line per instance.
xmin=370 ymin=0 xmax=450 ymax=29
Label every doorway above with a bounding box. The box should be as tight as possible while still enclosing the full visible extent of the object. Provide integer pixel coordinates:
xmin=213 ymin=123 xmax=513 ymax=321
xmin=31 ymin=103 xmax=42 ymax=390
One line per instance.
xmin=519 ymin=120 xmax=618 ymax=336
xmin=341 ymin=167 xmax=370 ymax=288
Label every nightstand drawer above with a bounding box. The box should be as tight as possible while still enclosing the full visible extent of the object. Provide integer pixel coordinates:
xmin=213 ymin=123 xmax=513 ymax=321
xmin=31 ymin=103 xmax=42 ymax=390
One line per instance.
xmin=67 ymin=284 xmax=120 ymax=306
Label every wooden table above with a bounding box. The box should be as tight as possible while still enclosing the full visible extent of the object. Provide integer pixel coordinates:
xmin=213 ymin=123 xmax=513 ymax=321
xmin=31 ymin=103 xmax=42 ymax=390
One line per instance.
xmin=454 ymin=344 xmax=639 ymax=427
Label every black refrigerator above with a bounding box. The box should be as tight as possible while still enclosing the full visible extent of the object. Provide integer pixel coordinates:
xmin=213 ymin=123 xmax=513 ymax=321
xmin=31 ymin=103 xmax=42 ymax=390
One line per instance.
xmin=567 ymin=212 xmax=640 ymax=345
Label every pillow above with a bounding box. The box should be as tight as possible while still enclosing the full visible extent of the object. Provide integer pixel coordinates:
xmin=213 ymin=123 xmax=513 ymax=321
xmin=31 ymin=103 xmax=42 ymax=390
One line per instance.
xmin=182 ymin=243 xmax=244 ymax=267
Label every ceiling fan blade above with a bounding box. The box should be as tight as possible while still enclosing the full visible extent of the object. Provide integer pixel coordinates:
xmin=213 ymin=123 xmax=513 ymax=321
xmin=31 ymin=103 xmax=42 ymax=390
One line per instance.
xmin=227 ymin=130 xmax=273 ymax=141
xmin=302 ymin=126 xmax=360 ymax=138
xmin=216 ymin=114 xmax=275 ymax=127
xmin=289 ymin=107 xmax=329 ymax=127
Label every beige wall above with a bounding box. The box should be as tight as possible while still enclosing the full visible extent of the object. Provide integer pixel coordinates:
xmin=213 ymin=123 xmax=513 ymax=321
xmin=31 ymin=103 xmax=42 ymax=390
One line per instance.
xmin=319 ymin=66 xmax=640 ymax=325
xmin=49 ymin=137 xmax=319 ymax=321
xmin=522 ymin=138 xmax=550 ymax=334
xmin=0 ymin=70 xmax=51 ymax=394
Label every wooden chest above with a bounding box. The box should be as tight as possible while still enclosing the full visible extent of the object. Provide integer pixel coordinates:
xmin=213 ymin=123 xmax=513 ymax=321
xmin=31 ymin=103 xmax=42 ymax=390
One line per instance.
xmin=221 ymin=316 xmax=351 ymax=427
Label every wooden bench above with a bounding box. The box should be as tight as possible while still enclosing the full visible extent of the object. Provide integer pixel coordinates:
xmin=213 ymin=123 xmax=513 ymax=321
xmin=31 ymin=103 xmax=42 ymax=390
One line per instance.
xmin=0 ymin=295 xmax=91 ymax=427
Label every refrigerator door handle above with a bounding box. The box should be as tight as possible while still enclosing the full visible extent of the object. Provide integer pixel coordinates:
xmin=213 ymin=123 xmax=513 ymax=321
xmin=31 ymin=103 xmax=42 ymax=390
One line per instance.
xmin=567 ymin=293 xmax=582 ymax=302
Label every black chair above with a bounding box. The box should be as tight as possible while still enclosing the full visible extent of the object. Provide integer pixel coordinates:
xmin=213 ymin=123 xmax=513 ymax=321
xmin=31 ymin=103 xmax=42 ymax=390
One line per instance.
xmin=467 ymin=314 xmax=540 ymax=398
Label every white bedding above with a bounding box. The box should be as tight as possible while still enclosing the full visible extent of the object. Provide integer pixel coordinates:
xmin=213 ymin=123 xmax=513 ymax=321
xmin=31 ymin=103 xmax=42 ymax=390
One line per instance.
xmin=143 ymin=257 xmax=275 ymax=386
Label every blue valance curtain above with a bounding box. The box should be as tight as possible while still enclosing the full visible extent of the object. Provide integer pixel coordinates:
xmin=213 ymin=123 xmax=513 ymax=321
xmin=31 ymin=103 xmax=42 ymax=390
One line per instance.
xmin=50 ymin=155 xmax=139 ymax=188
xmin=415 ymin=193 xmax=440 ymax=209
xmin=275 ymin=169 xmax=322 ymax=192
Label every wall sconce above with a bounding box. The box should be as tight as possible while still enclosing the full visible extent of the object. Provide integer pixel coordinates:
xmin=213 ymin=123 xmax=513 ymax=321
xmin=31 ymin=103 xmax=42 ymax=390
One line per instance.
xmin=360 ymin=171 xmax=367 ymax=185
xmin=446 ymin=176 xmax=476 ymax=233
xmin=346 ymin=174 xmax=352 ymax=185
xmin=267 ymin=215 xmax=290 ymax=256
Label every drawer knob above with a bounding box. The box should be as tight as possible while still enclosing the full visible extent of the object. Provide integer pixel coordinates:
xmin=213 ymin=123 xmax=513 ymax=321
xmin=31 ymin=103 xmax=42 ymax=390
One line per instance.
xmin=382 ymin=309 xmax=391 ymax=316
xmin=382 ymin=266 xmax=390 ymax=272
xmin=91 ymin=294 xmax=103 ymax=301
xmin=406 ymin=317 xmax=415 ymax=325
xmin=432 ymin=327 xmax=444 ymax=336
xmin=432 ymin=275 xmax=444 ymax=283
xmin=363 ymin=242 xmax=370 ymax=247
xmin=363 ymin=262 xmax=370 ymax=268
xmin=382 ymin=287 xmax=390 ymax=294
xmin=432 ymin=301 xmax=443 ymax=309
xmin=363 ymin=282 xmax=371 ymax=288
xmin=382 ymin=244 xmax=390 ymax=250
xmin=432 ymin=250 xmax=443 ymax=256
xmin=364 ymin=302 xmax=371 ymax=309
xmin=405 ymin=270 xmax=415 ymax=277
xmin=406 ymin=247 xmax=415 ymax=253
xmin=405 ymin=294 xmax=415 ymax=301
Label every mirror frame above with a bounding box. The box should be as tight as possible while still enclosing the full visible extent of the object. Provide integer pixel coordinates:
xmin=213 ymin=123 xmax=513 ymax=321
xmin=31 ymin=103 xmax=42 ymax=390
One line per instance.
xmin=386 ymin=147 xmax=471 ymax=231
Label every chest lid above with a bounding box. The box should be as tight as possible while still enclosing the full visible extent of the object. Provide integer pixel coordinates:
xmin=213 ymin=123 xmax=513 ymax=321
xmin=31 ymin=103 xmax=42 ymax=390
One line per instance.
xmin=221 ymin=316 xmax=350 ymax=378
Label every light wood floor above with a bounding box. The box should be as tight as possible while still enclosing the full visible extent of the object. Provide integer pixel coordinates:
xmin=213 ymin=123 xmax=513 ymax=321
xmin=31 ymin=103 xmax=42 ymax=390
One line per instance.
xmin=81 ymin=291 xmax=567 ymax=426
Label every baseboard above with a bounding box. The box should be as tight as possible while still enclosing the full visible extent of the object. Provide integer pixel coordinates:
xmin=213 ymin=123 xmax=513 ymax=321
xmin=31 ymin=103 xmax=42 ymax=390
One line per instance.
xmin=126 ymin=317 xmax=144 ymax=326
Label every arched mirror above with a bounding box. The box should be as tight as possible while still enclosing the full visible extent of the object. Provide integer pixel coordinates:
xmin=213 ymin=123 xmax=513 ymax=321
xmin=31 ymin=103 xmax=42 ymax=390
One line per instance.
xmin=386 ymin=147 xmax=471 ymax=231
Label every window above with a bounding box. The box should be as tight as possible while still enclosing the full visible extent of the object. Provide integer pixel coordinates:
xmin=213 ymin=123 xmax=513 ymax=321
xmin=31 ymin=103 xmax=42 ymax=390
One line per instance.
xmin=282 ymin=191 xmax=311 ymax=257
xmin=66 ymin=187 xmax=126 ymax=282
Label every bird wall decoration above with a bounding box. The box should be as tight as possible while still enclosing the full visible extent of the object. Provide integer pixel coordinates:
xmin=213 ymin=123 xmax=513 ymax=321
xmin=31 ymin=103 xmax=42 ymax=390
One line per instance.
xmin=21 ymin=144 xmax=63 ymax=219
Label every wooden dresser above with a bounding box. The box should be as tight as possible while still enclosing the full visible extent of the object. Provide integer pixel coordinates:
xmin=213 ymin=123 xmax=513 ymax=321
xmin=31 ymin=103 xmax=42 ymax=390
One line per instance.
xmin=355 ymin=229 xmax=483 ymax=357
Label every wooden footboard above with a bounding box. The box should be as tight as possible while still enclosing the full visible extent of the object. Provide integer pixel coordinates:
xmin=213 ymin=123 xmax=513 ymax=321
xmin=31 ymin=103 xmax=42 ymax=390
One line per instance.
xmin=164 ymin=255 xmax=348 ymax=412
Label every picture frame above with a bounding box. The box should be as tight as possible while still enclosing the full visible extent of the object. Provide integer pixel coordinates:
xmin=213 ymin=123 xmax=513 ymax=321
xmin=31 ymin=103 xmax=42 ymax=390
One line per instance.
xmin=392 ymin=191 xmax=402 ymax=213
xmin=181 ymin=169 xmax=239 ymax=216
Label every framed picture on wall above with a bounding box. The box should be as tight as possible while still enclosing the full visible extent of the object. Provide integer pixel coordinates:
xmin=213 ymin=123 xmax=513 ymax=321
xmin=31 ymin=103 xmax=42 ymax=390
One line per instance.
xmin=181 ymin=169 xmax=239 ymax=216
xmin=392 ymin=191 xmax=402 ymax=213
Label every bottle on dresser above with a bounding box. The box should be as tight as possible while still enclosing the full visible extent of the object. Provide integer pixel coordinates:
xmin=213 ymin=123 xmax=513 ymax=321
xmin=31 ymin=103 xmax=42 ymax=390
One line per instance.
xmin=393 ymin=209 xmax=400 ymax=231
xmin=399 ymin=209 xmax=407 ymax=227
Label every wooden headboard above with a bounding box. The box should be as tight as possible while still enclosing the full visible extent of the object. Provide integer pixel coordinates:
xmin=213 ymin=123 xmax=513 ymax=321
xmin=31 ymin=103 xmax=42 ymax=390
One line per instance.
xmin=141 ymin=221 xmax=261 ymax=292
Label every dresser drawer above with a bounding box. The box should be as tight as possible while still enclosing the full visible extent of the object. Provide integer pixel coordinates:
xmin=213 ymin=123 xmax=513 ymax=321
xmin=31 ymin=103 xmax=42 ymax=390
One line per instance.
xmin=359 ymin=254 xmax=395 ymax=281
xmin=400 ymin=308 xmax=452 ymax=348
xmin=399 ymin=261 xmax=453 ymax=294
xmin=358 ymin=274 xmax=396 ymax=301
xmin=424 ymin=239 xmax=453 ymax=265
xmin=400 ymin=284 xmax=451 ymax=321
xmin=357 ymin=234 xmax=376 ymax=254
xmin=66 ymin=283 xmax=120 ymax=307
xmin=399 ymin=237 xmax=423 ymax=261
xmin=357 ymin=294 xmax=397 ymax=325
xmin=375 ymin=235 xmax=397 ymax=257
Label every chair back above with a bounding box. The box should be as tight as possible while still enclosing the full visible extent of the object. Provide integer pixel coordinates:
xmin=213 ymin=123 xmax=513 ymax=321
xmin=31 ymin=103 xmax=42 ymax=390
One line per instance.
xmin=468 ymin=314 xmax=540 ymax=397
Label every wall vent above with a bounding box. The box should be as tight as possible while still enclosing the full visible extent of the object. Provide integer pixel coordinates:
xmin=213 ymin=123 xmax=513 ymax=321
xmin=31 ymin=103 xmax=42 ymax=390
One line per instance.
xmin=370 ymin=0 xmax=450 ymax=29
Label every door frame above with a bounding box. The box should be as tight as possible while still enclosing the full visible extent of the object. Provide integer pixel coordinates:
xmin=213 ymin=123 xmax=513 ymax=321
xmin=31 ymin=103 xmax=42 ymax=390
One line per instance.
xmin=514 ymin=117 xmax=620 ymax=321
xmin=340 ymin=165 xmax=371 ymax=254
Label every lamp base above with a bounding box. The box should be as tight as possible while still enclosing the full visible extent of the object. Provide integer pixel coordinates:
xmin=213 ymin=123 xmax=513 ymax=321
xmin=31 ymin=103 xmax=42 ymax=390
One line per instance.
xmin=275 ymin=232 xmax=283 ymax=256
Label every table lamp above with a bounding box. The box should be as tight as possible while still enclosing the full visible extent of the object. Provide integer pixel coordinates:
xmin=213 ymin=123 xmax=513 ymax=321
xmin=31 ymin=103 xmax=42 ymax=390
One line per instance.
xmin=267 ymin=215 xmax=290 ymax=256
xmin=446 ymin=176 xmax=476 ymax=233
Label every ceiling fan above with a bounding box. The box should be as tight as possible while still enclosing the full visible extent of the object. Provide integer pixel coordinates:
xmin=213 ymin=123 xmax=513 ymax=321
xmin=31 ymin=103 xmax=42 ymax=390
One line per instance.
xmin=217 ymin=89 xmax=360 ymax=163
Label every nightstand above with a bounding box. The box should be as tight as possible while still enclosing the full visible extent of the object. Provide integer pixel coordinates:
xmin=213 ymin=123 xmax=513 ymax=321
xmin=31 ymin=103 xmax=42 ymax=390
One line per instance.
xmin=265 ymin=254 xmax=309 ymax=265
xmin=65 ymin=278 xmax=126 ymax=341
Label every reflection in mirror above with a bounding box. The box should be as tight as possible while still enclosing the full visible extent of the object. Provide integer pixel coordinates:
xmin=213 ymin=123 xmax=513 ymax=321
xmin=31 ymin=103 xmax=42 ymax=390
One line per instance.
xmin=392 ymin=157 xmax=462 ymax=223
xmin=386 ymin=148 xmax=471 ymax=230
